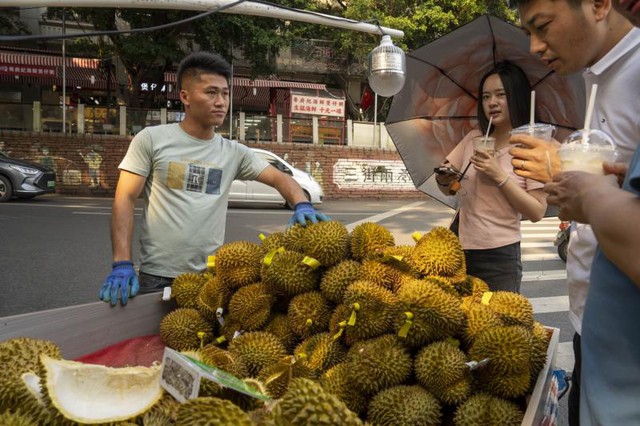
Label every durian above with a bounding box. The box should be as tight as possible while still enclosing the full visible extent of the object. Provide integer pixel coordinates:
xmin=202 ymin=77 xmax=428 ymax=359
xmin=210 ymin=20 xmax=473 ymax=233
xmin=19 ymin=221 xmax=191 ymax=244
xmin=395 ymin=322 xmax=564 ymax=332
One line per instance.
xmin=349 ymin=222 xmax=395 ymax=260
xmin=215 ymin=241 xmax=265 ymax=289
xmin=228 ymin=282 xmax=274 ymax=331
xmin=171 ymin=273 xmax=206 ymax=309
xmin=175 ymin=397 xmax=253 ymax=426
xmin=227 ymin=332 xmax=287 ymax=377
xmin=367 ymin=385 xmax=442 ymax=426
xmin=320 ymin=260 xmax=362 ymax=304
xmin=454 ymin=393 xmax=524 ymax=426
xmin=160 ymin=308 xmax=214 ymax=351
xmin=300 ymin=221 xmax=350 ymax=267
xmin=287 ymin=292 xmax=332 ymax=338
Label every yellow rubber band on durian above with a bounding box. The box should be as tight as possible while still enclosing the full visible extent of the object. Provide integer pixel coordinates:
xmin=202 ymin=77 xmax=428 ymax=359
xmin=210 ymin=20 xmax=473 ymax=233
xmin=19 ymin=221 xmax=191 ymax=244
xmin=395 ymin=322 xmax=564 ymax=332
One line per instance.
xmin=207 ymin=255 xmax=216 ymax=269
xmin=197 ymin=331 xmax=206 ymax=349
xmin=215 ymin=335 xmax=227 ymax=344
xmin=302 ymin=256 xmax=321 ymax=269
xmin=332 ymin=321 xmax=347 ymax=340
xmin=258 ymin=233 xmax=266 ymax=241
xmin=411 ymin=231 xmax=422 ymax=242
xmin=481 ymin=291 xmax=494 ymax=305
xmin=397 ymin=312 xmax=414 ymax=338
xmin=262 ymin=247 xmax=285 ymax=266
xmin=347 ymin=303 xmax=360 ymax=326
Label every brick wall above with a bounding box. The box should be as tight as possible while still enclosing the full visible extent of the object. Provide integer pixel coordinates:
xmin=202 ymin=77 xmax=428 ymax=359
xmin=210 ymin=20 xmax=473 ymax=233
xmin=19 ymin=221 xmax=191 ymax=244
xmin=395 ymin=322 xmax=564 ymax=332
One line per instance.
xmin=0 ymin=130 xmax=429 ymax=200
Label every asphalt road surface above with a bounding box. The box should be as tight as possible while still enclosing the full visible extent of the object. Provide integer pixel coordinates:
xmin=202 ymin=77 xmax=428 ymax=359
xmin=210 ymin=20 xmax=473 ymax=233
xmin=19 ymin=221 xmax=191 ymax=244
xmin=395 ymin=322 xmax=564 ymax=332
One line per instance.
xmin=0 ymin=193 xmax=573 ymax=424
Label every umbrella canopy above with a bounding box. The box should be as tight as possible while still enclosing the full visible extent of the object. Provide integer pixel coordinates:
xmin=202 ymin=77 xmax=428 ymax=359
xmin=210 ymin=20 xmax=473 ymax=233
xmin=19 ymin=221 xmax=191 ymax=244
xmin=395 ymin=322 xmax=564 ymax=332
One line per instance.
xmin=386 ymin=14 xmax=585 ymax=209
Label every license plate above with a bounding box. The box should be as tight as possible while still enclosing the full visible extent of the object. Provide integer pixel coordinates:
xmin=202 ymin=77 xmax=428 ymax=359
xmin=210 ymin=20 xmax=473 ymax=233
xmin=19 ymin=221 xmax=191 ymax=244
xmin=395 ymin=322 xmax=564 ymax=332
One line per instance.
xmin=47 ymin=180 xmax=56 ymax=188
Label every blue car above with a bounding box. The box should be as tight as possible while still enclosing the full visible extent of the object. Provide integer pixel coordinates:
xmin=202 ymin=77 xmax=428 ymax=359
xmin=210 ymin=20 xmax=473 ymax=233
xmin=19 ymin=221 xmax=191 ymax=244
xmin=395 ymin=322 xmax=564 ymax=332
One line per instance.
xmin=0 ymin=151 xmax=56 ymax=202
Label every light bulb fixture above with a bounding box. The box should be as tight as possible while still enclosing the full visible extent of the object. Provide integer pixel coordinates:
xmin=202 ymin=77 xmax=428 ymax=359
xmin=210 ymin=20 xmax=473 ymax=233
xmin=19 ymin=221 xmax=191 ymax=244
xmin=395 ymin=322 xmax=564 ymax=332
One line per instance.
xmin=252 ymin=87 xmax=257 ymax=96
xmin=367 ymin=35 xmax=406 ymax=97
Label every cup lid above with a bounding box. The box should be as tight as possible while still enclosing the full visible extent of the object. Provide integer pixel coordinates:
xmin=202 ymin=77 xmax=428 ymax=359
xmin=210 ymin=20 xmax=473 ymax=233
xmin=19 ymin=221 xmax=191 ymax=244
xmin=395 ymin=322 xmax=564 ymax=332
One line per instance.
xmin=560 ymin=129 xmax=615 ymax=152
xmin=511 ymin=123 xmax=556 ymax=133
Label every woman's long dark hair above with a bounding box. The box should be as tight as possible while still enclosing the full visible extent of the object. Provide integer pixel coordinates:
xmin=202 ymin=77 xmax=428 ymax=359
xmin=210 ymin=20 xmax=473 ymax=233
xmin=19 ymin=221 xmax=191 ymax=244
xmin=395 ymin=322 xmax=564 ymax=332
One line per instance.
xmin=477 ymin=61 xmax=531 ymax=135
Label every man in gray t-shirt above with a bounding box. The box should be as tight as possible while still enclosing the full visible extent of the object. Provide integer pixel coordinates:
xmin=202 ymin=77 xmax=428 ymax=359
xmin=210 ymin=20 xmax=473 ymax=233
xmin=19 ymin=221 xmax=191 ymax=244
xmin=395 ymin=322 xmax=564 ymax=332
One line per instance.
xmin=99 ymin=51 xmax=328 ymax=306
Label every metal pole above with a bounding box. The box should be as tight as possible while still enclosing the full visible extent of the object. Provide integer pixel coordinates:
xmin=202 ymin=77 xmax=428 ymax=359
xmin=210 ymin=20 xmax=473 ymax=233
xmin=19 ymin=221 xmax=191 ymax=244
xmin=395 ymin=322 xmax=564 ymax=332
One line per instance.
xmin=62 ymin=9 xmax=66 ymax=133
xmin=229 ymin=58 xmax=233 ymax=139
xmin=373 ymin=93 xmax=378 ymax=147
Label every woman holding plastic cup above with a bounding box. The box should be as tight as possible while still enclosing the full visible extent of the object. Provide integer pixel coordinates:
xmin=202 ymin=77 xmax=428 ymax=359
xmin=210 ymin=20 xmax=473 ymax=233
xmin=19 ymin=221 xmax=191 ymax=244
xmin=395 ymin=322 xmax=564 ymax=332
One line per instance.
xmin=435 ymin=61 xmax=548 ymax=293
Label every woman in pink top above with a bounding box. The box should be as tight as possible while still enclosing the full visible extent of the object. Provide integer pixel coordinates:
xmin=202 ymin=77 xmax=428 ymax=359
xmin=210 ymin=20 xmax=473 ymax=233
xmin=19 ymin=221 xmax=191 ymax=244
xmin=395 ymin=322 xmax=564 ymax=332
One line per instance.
xmin=436 ymin=61 xmax=547 ymax=292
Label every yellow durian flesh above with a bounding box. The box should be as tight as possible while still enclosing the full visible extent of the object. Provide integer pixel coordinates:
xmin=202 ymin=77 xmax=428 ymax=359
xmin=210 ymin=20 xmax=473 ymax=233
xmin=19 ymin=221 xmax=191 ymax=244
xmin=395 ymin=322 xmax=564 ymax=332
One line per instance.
xmin=41 ymin=354 xmax=162 ymax=424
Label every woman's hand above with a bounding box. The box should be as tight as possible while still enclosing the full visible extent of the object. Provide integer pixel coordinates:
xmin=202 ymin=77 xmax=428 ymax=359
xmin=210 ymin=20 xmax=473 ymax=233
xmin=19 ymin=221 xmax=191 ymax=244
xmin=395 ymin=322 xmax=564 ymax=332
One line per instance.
xmin=470 ymin=150 xmax=505 ymax=183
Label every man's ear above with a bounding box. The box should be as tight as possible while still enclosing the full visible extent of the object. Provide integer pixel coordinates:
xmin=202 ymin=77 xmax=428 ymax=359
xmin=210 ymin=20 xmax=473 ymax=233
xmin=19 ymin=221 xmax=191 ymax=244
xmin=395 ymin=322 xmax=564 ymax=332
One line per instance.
xmin=179 ymin=90 xmax=189 ymax=107
xmin=592 ymin=0 xmax=613 ymax=22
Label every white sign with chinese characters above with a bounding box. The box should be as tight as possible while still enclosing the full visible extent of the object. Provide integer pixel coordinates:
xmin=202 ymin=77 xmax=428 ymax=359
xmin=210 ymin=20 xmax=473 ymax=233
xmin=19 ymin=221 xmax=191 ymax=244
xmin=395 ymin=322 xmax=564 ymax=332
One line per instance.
xmin=332 ymin=159 xmax=416 ymax=190
xmin=291 ymin=95 xmax=345 ymax=117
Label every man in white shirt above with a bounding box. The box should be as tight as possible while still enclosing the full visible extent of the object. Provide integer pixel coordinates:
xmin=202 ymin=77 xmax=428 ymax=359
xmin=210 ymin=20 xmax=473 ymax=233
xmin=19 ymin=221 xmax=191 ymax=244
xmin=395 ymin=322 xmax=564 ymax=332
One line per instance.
xmin=508 ymin=1 xmax=640 ymax=424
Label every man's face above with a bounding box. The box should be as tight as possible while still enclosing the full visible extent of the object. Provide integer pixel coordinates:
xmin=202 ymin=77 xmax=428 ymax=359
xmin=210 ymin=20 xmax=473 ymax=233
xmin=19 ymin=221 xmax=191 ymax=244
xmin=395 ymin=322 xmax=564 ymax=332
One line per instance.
xmin=180 ymin=73 xmax=230 ymax=128
xmin=613 ymin=0 xmax=640 ymax=26
xmin=519 ymin=0 xmax=604 ymax=75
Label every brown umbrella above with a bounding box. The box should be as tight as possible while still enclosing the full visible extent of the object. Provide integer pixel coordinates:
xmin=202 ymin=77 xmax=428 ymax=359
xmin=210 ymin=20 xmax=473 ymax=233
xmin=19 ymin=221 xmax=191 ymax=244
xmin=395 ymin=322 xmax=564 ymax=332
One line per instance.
xmin=385 ymin=14 xmax=585 ymax=209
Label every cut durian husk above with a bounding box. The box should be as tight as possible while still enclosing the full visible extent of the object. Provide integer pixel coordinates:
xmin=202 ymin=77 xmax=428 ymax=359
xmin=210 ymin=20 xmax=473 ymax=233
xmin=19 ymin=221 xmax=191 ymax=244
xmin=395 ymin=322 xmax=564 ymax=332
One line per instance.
xmin=41 ymin=354 xmax=163 ymax=424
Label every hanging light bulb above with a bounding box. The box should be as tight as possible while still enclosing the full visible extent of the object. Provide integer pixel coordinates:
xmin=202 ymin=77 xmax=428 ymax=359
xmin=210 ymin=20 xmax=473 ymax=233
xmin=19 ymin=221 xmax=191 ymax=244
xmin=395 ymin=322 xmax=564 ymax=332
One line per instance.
xmin=367 ymin=35 xmax=406 ymax=97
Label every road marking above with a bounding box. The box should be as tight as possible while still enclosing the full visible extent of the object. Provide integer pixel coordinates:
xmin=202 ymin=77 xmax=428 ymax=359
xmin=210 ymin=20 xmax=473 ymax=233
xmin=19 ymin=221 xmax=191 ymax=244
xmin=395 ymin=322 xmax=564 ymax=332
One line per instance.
xmin=555 ymin=342 xmax=575 ymax=373
xmin=521 ymin=233 xmax=559 ymax=238
xmin=523 ymin=269 xmax=567 ymax=281
xmin=522 ymin=241 xmax=555 ymax=248
xmin=345 ymin=201 xmax=427 ymax=231
xmin=522 ymin=253 xmax=563 ymax=261
xmin=73 ymin=212 xmax=141 ymax=216
xmin=530 ymin=296 xmax=569 ymax=314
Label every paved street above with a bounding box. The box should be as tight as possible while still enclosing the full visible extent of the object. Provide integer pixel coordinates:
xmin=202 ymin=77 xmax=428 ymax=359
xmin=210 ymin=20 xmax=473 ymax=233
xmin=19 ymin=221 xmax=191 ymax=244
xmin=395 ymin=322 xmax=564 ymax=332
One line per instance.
xmin=0 ymin=194 xmax=573 ymax=424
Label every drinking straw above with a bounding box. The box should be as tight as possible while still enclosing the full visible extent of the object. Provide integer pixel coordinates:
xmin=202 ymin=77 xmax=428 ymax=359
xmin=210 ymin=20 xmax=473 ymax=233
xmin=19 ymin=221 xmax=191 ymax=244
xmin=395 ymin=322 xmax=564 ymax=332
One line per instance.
xmin=484 ymin=116 xmax=493 ymax=141
xmin=530 ymin=90 xmax=536 ymax=128
xmin=584 ymin=84 xmax=598 ymax=132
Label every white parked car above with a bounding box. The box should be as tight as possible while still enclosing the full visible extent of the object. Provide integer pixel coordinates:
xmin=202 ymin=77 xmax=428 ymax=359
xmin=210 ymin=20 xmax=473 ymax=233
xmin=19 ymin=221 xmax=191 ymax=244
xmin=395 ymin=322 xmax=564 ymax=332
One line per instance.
xmin=229 ymin=148 xmax=324 ymax=208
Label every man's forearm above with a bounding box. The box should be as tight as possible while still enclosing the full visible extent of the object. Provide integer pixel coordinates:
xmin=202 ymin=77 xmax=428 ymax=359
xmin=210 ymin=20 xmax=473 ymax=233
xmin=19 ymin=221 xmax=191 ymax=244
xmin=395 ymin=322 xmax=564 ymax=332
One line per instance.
xmin=111 ymin=198 xmax=135 ymax=262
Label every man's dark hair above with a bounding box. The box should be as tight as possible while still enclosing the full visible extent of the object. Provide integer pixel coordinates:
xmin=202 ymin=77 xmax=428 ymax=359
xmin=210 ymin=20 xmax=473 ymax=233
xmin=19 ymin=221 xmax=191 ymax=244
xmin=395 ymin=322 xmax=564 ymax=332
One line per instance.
xmin=177 ymin=51 xmax=231 ymax=90
xmin=477 ymin=60 xmax=531 ymax=134
xmin=509 ymin=0 xmax=582 ymax=8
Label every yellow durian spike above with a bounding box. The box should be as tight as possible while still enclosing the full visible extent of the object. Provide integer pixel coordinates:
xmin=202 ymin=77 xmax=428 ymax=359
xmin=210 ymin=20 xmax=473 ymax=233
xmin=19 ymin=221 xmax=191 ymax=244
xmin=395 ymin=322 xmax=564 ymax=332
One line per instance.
xmin=397 ymin=311 xmax=414 ymax=338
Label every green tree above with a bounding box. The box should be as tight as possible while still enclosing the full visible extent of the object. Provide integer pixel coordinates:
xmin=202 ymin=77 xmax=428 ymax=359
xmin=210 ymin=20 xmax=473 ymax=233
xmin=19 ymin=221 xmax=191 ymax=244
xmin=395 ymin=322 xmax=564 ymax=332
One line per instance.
xmin=0 ymin=8 xmax=30 ymax=35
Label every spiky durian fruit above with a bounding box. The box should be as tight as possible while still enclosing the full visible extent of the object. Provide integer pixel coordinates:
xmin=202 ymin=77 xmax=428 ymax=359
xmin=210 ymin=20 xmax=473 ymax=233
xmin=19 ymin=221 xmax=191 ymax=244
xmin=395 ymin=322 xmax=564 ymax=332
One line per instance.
xmin=347 ymin=334 xmax=413 ymax=395
xmin=468 ymin=276 xmax=491 ymax=296
xmin=359 ymin=259 xmax=402 ymax=291
xmin=260 ymin=231 xmax=288 ymax=252
xmin=294 ymin=333 xmax=347 ymax=378
xmin=0 ymin=337 xmax=61 ymax=412
xmin=482 ymin=291 xmax=535 ymax=329
xmin=475 ymin=369 xmax=532 ymax=399
xmin=283 ymin=224 xmax=307 ymax=253
xmin=414 ymin=340 xmax=472 ymax=405
xmin=175 ymin=397 xmax=253 ymax=426
xmin=142 ymin=393 xmax=180 ymax=425
xmin=228 ymin=282 xmax=275 ymax=331
xmin=196 ymin=275 xmax=231 ymax=321
xmin=468 ymin=326 xmax=532 ymax=375
xmin=160 ymin=308 xmax=214 ymax=351
xmin=349 ymin=222 xmax=395 ymax=260
xmin=227 ymin=332 xmax=287 ymax=377
xmin=423 ymin=275 xmax=459 ymax=297
xmin=271 ymin=378 xmax=363 ymax=425
xmin=300 ymin=221 xmax=350 ymax=267
xmin=462 ymin=301 xmax=502 ymax=345
xmin=257 ymin=357 xmax=313 ymax=399
xmin=319 ymin=363 xmax=369 ymax=416
xmin=171 ymin=273 xmax=207 ymax=309
xmin=453 ymin=393 xmax=524 ymax=426
xmin=320 ymin=260 xmax=362 ymax=304
xmin=264 ymin=314 xmax=298 ymax=353
xmin=339 ymin=280 xmax=397 ymax=343
xmin=261 ymin=249 xmax=320 ymax=297
xmin=215 ymin=241 xmax=265 ymax=289
xmin=287 ymin=292 xmax=332 ymax=338
xmin=410 ymin=226 xmax=466 ymax=279
xmin=392 ymin=278 xmax=465 ymax=348
xmin=0 ymin=410 xmax=39 ymax=426
xmin=367 ymin=385 xmax=442 ymax=426
xmin=198 ymin=345 xmax=249 ymax=379
xmin=530 ymin=322 xmax=550 ymax=382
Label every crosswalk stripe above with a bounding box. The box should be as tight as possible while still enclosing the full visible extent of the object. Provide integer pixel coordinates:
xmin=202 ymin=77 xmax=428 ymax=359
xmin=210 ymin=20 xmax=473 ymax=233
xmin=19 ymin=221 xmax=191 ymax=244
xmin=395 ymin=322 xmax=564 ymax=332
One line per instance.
xmin=530 ymin=296 xmax=569 ymax=313
xmin=520 ymin=233 xmax=558 ymax=238
xmin=522 ymin=241 xmax=555 ymax=248
xmin=522 ymin=227 xmax=560 ymax=231
xmin=522 ymin=253 xmax=561 ymax=261
xmin=523 ymin=269 xmax=567 ymax=281
xmin=555 ymin=342 xmax=575 ymax=373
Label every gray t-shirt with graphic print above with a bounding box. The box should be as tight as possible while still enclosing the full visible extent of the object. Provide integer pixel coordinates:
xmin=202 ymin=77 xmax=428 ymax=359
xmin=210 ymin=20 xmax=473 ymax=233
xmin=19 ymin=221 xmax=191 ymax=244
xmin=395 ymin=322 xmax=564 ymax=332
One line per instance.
xmin=119 ymin=123 xmax=268 ymax=277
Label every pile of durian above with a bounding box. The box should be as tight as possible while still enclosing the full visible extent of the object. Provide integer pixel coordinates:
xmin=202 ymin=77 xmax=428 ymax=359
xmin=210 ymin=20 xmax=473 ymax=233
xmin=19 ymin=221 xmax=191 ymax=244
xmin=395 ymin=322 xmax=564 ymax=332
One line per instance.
xmin=0 ymin=222 xmax=550 ymax=426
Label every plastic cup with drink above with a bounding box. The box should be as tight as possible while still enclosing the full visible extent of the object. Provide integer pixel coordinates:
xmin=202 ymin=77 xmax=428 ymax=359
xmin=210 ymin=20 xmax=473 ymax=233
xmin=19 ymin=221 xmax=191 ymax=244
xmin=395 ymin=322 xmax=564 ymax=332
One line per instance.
xmin=510 ymin=123 xmax=556 ymax=142
xmin=473 ymin=136 xmax=496 ymax=157
xmin=558 ymin=129 xmax=617 ymax=175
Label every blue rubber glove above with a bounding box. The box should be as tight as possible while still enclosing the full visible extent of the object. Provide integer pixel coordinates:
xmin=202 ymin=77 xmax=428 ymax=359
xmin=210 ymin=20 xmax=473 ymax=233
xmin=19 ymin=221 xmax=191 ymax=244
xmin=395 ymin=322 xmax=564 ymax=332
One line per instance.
xmin=288 ymin=201 xmax=331 ymax=226
xmin=99 ymin=261 xmax=140 ymax=306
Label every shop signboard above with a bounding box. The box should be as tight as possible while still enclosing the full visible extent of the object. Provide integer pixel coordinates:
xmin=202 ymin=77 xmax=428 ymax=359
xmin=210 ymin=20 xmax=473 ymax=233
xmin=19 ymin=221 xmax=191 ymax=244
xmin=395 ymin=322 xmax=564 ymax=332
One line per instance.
xmin=0 ymin=64 xmax=56 ymax=77
xmin=291 ymin=94 xmax=345 ymax=117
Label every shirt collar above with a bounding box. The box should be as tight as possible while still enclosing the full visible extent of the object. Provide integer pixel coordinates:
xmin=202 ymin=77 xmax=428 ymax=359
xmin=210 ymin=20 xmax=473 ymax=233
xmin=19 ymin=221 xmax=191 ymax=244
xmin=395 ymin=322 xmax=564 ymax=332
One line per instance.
xmin=584 ymin=27 xmax=640 ymax=77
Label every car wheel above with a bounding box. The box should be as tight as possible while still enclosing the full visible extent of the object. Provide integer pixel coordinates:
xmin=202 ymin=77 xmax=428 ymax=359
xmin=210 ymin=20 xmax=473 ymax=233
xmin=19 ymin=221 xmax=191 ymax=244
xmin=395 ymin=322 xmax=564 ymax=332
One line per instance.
xmin=0 ymin=175 xmax=13 ymax=202
xmin=286 ymin=191 xmax=310 ymax=210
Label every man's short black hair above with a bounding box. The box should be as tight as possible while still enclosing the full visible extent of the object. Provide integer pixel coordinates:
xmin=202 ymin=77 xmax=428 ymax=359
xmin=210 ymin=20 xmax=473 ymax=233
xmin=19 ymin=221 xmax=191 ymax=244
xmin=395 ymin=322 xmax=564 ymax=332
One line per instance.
xmin=509 ymin=0 xmax=582 ymax=8
xmin=177 ymin=51 xmax=231 ymax=90
xmin=477 ymin=61 xmax=532 ymax=134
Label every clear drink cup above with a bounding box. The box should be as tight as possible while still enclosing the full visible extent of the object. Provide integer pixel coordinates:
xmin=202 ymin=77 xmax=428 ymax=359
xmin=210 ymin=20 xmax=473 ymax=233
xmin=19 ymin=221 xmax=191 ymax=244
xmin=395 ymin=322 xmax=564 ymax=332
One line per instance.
xmin=558 ymin=129 xmax=617 ymax=175
xmin=473 ymin=136 xmax=496 ymax=157
xmin=510 ymin=123 xmax=556 ymax=143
